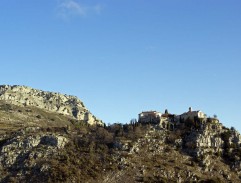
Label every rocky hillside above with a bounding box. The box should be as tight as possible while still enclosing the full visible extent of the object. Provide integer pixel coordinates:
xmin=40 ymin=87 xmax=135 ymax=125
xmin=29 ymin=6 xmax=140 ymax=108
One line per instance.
xmin=1 ymin=120 xmax=241 ymax=183
xmin=0 ymin=85 xmax=103 ymax=126
xmin=0 ymin=85 xmax=241 ymax=182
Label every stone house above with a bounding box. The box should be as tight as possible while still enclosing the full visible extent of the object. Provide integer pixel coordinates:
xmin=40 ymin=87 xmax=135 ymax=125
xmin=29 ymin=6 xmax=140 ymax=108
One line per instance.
xmin=160 ymin=113 xmax=175 ymax=129
xmin=180 ymin=107 xmax=205 ymax=122
xmin=138 ymin=110 xmax=179 ymax=130
xmin=138 ymin=111 xmax=162 ymax=124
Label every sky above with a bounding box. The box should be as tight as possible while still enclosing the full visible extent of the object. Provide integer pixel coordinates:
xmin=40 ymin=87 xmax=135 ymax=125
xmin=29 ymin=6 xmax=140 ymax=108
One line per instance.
xmin=0 ymin=0 xmax=241 ymax=131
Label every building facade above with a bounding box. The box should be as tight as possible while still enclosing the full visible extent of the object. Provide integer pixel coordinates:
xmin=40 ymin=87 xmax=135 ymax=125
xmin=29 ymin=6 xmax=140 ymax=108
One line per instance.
xmin=138 ymin=111 xmax=162 ymax=124
xmin=180 ymin=107 xmax=205 ymax=122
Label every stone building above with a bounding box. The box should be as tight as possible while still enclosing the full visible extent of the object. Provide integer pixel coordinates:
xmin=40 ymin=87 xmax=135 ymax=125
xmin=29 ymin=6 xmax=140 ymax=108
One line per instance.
xmin=180 ymin=107 xmax=205 ymax=122
xmin=138 ymin=110 xmax=179 ymax=130
xmin=138 ymin=111 xmax=162 ymax=124
xmin=160 ymin=113 xmax=174 ymax=129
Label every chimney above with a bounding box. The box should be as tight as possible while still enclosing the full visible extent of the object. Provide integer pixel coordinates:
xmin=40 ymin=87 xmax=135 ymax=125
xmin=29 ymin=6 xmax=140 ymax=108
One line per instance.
xmin=189 ymin=107 xmax=192 ymax=112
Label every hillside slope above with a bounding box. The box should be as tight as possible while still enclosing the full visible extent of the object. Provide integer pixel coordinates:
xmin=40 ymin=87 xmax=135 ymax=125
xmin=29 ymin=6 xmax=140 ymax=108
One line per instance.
xmin=0 ymin=86 xmax=241 ymax=182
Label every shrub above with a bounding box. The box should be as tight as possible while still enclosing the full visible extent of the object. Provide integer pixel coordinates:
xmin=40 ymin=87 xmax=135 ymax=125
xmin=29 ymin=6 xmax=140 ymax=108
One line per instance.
xmin=36 ymin=115 xmax=41 ymax=119
xmin=0 ymin=104 xmax=13 ymax=111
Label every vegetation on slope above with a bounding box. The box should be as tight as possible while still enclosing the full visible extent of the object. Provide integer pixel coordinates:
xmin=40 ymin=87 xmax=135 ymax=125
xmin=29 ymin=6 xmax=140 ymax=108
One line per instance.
xmin=0 ymin=103 xmax=241 ymax=182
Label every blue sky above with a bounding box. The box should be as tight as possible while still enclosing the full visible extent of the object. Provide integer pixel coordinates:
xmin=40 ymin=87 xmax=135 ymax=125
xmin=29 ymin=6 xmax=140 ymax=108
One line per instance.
xmin=0 ymin=0 xmax=241 ymax=130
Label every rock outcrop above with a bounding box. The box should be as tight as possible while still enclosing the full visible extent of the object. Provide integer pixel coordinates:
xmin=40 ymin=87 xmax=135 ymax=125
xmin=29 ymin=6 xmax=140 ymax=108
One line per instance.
xmin=0 ymin=85 xmax=103 ymax=126
xmin=0 ymin=129 xmax=68 ymax=168
xmin=184 ymin=123 xmax=241 ymax=159
xmin=0 ymin=127 xmax=70 ymax=182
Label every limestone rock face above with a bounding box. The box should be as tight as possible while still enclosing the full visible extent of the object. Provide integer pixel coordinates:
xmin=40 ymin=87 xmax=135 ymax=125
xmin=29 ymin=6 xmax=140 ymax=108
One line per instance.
xmin=0 ymin=129 xmax=68 ymax=168
xmin=0 ymin=85 xmax=103 ymax=126
xmin=189 ymin=129 xmax=223 ymax=150
xmin=184 ymin=123 xmax=241 ymax=162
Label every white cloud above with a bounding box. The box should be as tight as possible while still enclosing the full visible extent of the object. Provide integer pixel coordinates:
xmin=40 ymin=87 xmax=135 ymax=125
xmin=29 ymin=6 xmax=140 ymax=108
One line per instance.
xmin=56 ymin=0 xmax=103 ymax=20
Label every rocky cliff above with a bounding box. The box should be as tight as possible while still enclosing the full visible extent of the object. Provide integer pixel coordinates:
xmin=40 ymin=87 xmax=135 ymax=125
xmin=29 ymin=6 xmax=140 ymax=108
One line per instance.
xmin=0 ymin=85 xmax=103 ymax=126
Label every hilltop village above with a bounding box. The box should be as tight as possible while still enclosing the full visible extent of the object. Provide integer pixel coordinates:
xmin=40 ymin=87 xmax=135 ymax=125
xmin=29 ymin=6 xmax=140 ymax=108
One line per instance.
xmin=138 ymin=107 xmax=221 ymax=131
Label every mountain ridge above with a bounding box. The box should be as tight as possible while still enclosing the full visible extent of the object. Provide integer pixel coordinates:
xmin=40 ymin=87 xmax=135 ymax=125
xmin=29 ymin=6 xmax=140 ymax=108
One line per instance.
xmin=0 ymin=85 xmax=103 ymax=126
